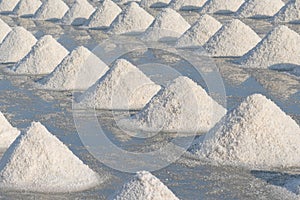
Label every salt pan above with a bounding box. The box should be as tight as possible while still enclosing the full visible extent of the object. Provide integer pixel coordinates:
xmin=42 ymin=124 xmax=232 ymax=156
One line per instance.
xmin=0 ymin=0 xmax=19 ymax=13
xmin=140 ymin=0 xmax=171 ymax=8
xmin=0 ymin=112 xmax=20 ymax=149
xmin=13 ymin=0 xmax=42 ymax=17
xmin=272 ymin=0 xmax=300 ymax=23
xmin=34 ymin=0 xmax=69 ymax=21
xmin=0 ymin=19 xmax=11 ymax=44
xmin=200 ymin=0 xmax=245 ymax=14
xmin=168 ymin=0 xmax=207 ymax=11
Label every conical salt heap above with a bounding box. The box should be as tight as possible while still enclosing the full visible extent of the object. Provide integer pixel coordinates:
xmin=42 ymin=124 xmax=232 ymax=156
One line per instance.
xmin=0 ymin=0 xmax=19 ymax=13
xmin=37 ymin=46 xmax=109 ymax=91
xmin=0 ymin=19 xmax=11 ymax=44
xmin=237 ymin=25 xmax=300 ymax=68
xmin=272 ymin=0 xmax=300 ymax=23
xmin=0 ymin=122 xmax=103 ymax=193
xmin=108 ymin=2 xmax=154 ymax=34
xmin=200 ymin=0 xmax=245 ymax=14
xmin=193 ymin=94 xmax=300 ymax=169
xmin=0 ymin=112 xmax=20 ymax=150
xmin=236 ymin=0 xmax=285 ymax=18
xmin=78 ymin=59 xmax=161 ymax=110
xmin=119 ymin=76 xmax=226 ymax=133
xmin=176 ymin=14 xmax=222 ymax=48
xmin=61 ymin=0 xmax=95 ymax=26
xmin=140 ymin=0 xmax=171 ymax=8
xmin=86 ymin=0 xmax=122 ymax=29
xmin=34 ymin=0 xmax=69 ymax=21
xmin=0 ymin=27 xmax=37 ymax=63
xmin=204 ymin=19 xmax=261 ymax=57
xmin=11 ymin=35 xmax=69 ymax=75
xmin=142 ymin=8 xmax=190 ymax=41
xmin=13 ymin=0 xmax=42 ymax=17
xmin=168 ymin=0 xmax=207 ymax=11
xmin=113 ymin=171 xmax=179 ymax=200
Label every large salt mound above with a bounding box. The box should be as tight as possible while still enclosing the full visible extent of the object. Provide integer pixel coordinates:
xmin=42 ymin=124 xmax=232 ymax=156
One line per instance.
xmin=0 ymin=122 xmax=102 ymax=193
xmin=108 ymin=2 xmax=154 ymax=34
xmin=236 ymin=0 xmax=285 ymax=18
xmin=204 ymin=19 xmax=261 ymax=57
xmin=142 ymin=8 xmax=190 ymax=41
xmin=168 ymin=0 xmax=207 ymax=11
xmin=37 ymin=46 xmax=109 ymax=91
xmin=119 ymin=76 xmax=226 ymax=133
xmin=34 ymin=0 xmax=69 ymax=21
xmin=0 ymin=19 xmax=11 ymax=44
xmin=0 ymin=112 xmax=20 ymax=149
xmin=11 ymin=35 xmax=69 ymax=75
xmin=13 ymin=0 xmax=42 ymax=17
xmin=113 ymin=171 xmax=179 ymax=200
xmin=193 ymin=94 xmax=300 ymax=169
xmin=272 ymin=0 xmax=300 ymax=23
xmin=140 ymin=0 xmax=171 ymax=8
xmin=78 ymin=59 xmax=161 ymax=110
xmin=200 ymin=0 xmax=245 ymax=14
xmin=61 ymin=0 xmax=95 ymax=26
xmin=176 ymin=14 xmax=222 ymax=48
xmin=0 ymin=27 xmax=37 ymax=63
xmin=86 ymin=0 xmax=122 ymax=29
xmin=0 ymin=0 xmax=19 ymax=13
xmin=237 ymin=25 xmax=300 ymax=68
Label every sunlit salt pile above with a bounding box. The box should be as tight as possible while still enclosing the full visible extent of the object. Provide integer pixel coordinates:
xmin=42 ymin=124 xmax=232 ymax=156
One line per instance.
xmin=0 ymin=27 xmax=37 ymax=63
xmin=204 ymin=19 xmax=261 ymax=57
xmin=176 ymin=14 xmax=222 ymax=48
xmin=168 ymin=0 xmax=207 ymax=11
xmin=119 ymin=76 xmax=226 ymax=133
xmin=113 ymin=171 xmax=179 ymax=200
xmin=236 ymin=0 xmax=285 ymax=18
xmin=0 ymin=19 xmax=11 ymax=44
xmin=200 ymin=0 xmax=245 ymax=14
xmin=193 ymin=94 xmax=300 ymax=169
xmin=140 ymin=0 xmax=171 ymax=8
xmin=0 ymin=112 xmax=20 ymax=149
xmin=78 ymin=59 xmax=161 ymax=110
xmin=108 ymin=2 xmax=154 ymax=34
xmin=0 ymin=122 xmax=103 ymax=193
xmin=61 ymin=0 xmax=95 ymax=26
xmin=86 ymin=0 xmax=122 ymax=29
xmin=34 ymin=0 xmax=69 ymax=21
xmin=13 ymin=0 xmax=42 ymax=17
xmin=237 ymin=25 xmax=300 ymax=68
xmin=272 ymin=0 xmax=300 ymax=23
xmin=37 ymin=46 xmax=109 ymax=91
xmin=0 ymin=0 xmax=19 ymax=13
xmin=11 ymin=35 xmax=69 ymax=75
xmin=142 ymin=8 xmax=190 ymax=41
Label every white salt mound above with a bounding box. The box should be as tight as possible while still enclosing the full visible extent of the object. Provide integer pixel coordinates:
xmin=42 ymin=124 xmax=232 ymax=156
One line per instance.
xmin=176 ymin=14 xmax=222 ymax=48
xmin=201 ymin=0 xmax=245 ymax=14
xmin=0 ymin=112 xmax=20 ymax=149
xmin=34 ymin=0 xmax=69 ymax=21
xmin=168 ymin=0 xmax=207 ymax=10
xmin=113 ymin=171 xmax=179 ymax=200
xmin=237 ymin=25 xmax=300 ymax=68
xmin=37 ymin=46 xmax=109 ymax=91
xmin=236 ymin=0 xmax=285 ymax=18
xmin=86 ymin=0 xmax=122 ymax=29
xmin=0 ymin=19 xmax=11 ymax=44
xmin=119 ymin=76 xmax=226 ymax=133
xmin=273 ymin=0 xmax=300 ymax=23
xmin=204 ymin=19 xmax=261 ymax=57
xmin=13 ymin=0 xmax=42 ymax=17
xmin=0 ymin=27 xmax=37 ymax=63
xmin=140 ymin=0 xmax=171 ymax=8
xmin=78 ymin=59 xmax=161 ymax=110
xmin=11 ymin=35 xmax=69 ymax=75
xmin=0 ymin=122 xmax=102 ymax=193
xmin=108 ymin=2 xmax=154 ymax=34
xmin=0 ymin=0 xmax=19 ymax=12
xmin=193 ymin=94 xmax=300 ymax=169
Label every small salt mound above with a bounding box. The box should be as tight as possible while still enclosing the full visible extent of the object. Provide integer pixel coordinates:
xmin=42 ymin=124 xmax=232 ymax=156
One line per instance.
xmin=86 ymin=0 xmax=122 ymax=29
xmin=113 ymin=171 xmax=179 ymax=200
xmin=0 ymin=0 xmax=19 ymax=13
xmin=37 ymin=46 xmax=109 ymax=91
xmin=140 ymin=0 xmax=171 ymax=8
xmin=0 ymin=19 xmax=11 ymax=44
xmin=0 ymin=112 xmax=20 ymax=149
xmin=0 ymin=27 xmax=37 ymax=63
xmin=176 ymin=14 xmax=222 ymax=48
xmin=237 ymin=25 xmax=300 ymax=68
xmin=204 ymin=19 xmax=261 ymax=57
xmin=236 ymin=0 xmax=285 ymax=18
xmin=272 ymin=0 xmax=300 ymax=23
xmin=200 ymin=0 xmax=245 ymax=14
xmin=11 ymin=35 xmax=69 ymax=75
xmin=119 ymin=76 xmax=226 ymax=133
xmin=61 ymin=0 xmax=95 ymax=26
xmin=34 ymin=0 xmax=69 ymax=21
xmin=78 ymin=59 xmax=161 ymax=110
xmin=108 ymin=2 xmax=154 ymax=34
xmin=193 ymin=94 xmax=300 ymax=169
xmin=142 ymin=8 xmax=190 ymax=41
xmin=13 ymin=0 xmax=42 ymax=17
xmin=168 ymin=0 xmax=207 ymax=11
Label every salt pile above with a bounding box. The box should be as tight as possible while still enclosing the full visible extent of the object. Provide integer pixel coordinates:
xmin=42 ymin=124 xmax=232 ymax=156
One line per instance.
xmin=119 ymin=76 xmax=226 ymax=133
xmin=272 ymin=0 xmax=300 ymax=23
xmin=140 ymin=0 xmax=171 ymax=8
xmin=108 ymin=2 xmax=154 ymax=34
xmin=200 ymin=0 xmax=245 ymax=14
xmin=236 ymin=0 xmax=285 ymax=18
xmin=13 ymin=0 xmax=42 ymax=17
xmin=61 ymin=0 xmax=95 ymax=26
xmin=0 ymin=112 xmax=20 ymax=149
xmin=113 ymin=171 xmax=179 ymax=200
xmin=0 ymin=27 xmax=37 ymax=63
xmin=237 ymin=25 xmax=300 ymax=68
xmin=78 ymin=59 xmax=161 ymax=110
xmin=37 ymin=46 xmax=109 ymax=91
xmin=0 ymin=122 xmax=102 ymax=193
xmin=204 ymin=19 xmax=261 ymax=57
xmin=0 ymin=0 xmax=19 ymax=13
xmin=34 ymin=0 xmax=69 ymax=21
xmin=176 ymin=14 xmax=222 ymax=48
xmin=168 ymin=0 xmax=207 ymax=11
xmin=86 ymin=0 xmax=122 ymax=29
xmin=142 ymin=8 xmax=190 ymax=41
xmin=193 ymin=94 xmax=300 ymax=169
xmin=11 ymin=35 xmax=69 ymax=75
xmin=0 ymin=19 xmax=11 ymax=44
